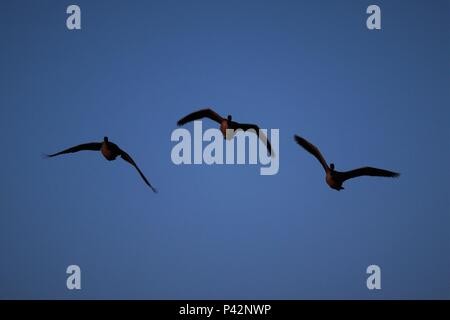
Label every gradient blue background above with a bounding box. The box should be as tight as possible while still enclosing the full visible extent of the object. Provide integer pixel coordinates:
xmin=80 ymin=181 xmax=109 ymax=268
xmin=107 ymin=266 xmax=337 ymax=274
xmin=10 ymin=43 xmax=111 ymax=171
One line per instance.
xmin=0 ymin=0 xmax=449 ymax=299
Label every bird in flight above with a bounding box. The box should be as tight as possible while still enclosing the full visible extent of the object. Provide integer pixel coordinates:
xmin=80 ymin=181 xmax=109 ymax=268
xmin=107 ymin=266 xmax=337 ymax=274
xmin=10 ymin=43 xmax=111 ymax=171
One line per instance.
xmin=177 ymin=108 xmax=273 ymax=156
xmin=45 ymin=137 xmax=157 ymax=193
xmin=294 ymin=134 xmax=399 ymax=191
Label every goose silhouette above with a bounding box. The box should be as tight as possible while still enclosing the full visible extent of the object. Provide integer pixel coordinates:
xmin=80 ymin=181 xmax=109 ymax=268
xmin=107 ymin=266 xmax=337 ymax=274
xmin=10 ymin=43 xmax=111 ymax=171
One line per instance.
xmin=294 ymin=134 xmax=399 ymax=191
xmin=177 ymin=108 xmax=273 ymax=156
xmin=45 ymin=137 xmax=157 ymax=193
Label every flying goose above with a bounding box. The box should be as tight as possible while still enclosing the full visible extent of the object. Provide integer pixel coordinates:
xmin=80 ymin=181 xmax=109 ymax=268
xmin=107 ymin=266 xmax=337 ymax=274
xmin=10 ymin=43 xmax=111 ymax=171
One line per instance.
xmin=294 ymin=134 xmax=399 ymax=191
xmin=45 ymin=137 xmax=157 ymax=192
xmin=177 ymin=108 xmax=273 ymax=156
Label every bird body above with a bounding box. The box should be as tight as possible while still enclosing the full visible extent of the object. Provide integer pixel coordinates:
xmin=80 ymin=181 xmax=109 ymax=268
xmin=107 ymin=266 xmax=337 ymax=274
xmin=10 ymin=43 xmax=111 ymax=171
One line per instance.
xmin=220 ymin=119 xmax=230 ymax=139
xmin=294 ymin=134 xmax=399 ymax=191
xmin=101 ymin=139 xmax=117 ymax=161
xmin=46 ymin=137 xmax=157 ymax=192
xmin=326 ymin=170 xmax=344 ymax=191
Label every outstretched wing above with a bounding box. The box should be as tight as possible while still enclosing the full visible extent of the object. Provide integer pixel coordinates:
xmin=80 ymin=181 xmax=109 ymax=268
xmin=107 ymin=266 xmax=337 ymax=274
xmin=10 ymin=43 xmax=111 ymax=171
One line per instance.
xmin=177 ymin=108 xmax=223 ymax=126
xmin=236 ymin=123 xmax=272 ymax=156
xmin=340 ymin=167 xmax=400 ymax=182
xmin=294 ymin=135 xmax=329 ymax=172
xmin=45 ymin=143 xmax=102 ymax=157
xmin=119 ymin=149 xmax=157 ymax=193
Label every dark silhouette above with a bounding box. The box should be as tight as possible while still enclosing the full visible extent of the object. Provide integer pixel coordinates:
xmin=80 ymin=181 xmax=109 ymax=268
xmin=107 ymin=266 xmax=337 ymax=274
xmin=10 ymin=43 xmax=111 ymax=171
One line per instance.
xmin=177 ymin=108 xmax=273 ymax=156
xmin=45 ymin=137 xmax=157 ymax=193
xmin=294 ymin=134 xmax=399 ymax=191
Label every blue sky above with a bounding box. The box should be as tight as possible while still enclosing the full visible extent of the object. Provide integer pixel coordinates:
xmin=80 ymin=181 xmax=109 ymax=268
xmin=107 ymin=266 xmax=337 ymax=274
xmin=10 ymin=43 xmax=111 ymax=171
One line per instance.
xmin=0 ymin=0 xmax=449 ymax=299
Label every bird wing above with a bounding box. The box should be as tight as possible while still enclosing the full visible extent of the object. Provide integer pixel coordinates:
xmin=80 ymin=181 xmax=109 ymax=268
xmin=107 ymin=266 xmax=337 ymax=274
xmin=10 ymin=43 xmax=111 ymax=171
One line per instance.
xmin=46 ymin=143 xmax=102 ymax=157
xmin=236 ymin=123 xmax=272 ymax=156
xmin=294 ymin=135 xmax=329 ymax=172
xmin=339 ymin=167 xmax=400 ymax=182
xmin=177 ymin=108 xmax=223 ymax=126
xmin=119 ymin=149 xmax=157 ymax=193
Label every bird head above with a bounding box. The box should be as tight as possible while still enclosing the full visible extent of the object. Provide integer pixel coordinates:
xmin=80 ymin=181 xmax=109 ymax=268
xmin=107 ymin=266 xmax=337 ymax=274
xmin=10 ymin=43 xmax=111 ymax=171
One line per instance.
xmin=330 ymin=163 xmax=335 ymax=170
xmin=104 ymin=136 xmax=109 ymax=142
xmin=227 ymin=115 xmax=232 ymax=122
